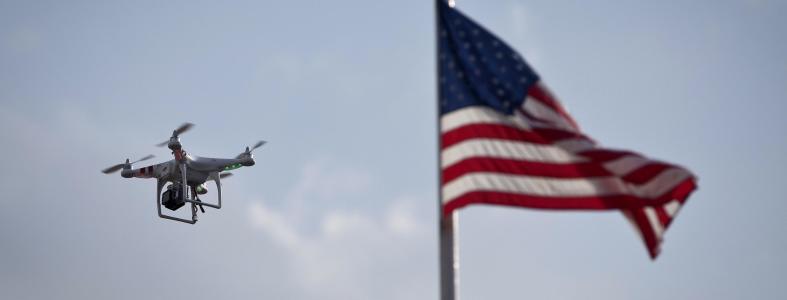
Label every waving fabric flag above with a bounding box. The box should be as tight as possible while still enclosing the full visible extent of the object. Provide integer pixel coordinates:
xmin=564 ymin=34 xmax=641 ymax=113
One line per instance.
xmin=438 ymin=1 xmax=697 ymax=258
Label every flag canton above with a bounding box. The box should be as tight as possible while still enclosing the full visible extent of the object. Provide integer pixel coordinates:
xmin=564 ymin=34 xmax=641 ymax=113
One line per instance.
xmin=438 ymin=1 xmax=540 ymax=116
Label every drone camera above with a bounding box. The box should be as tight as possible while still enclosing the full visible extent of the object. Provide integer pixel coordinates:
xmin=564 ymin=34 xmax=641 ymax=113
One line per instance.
xmin=162 ymin=184 xmax=186 ymax=211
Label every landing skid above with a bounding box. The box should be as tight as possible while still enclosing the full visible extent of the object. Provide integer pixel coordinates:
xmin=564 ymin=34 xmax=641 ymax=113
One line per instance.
xmin=156 ymin=164 xmax=222 ymax=224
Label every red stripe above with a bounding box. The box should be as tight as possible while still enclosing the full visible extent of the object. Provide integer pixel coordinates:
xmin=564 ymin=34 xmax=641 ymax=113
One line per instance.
xmin=440 ymin=124 xmax=693 ymax=191
xmin=443 ymin=123 xmax=551 ymax=147
xmin=444 ymin=191 xmax=649 ymax=213
xmin=518 ymin=107 xmax=553 ymax=126
xmin=622 ymin=163 xmax=673 ymax=184
xmin=578 ymin=150 xmax=692 ymax=187
xmin=443 ymin=178 xmax=697 ymax=215
xmin=527 ymin=84 xmax=580 ymax=130
xmin=578 ymin=149 xmax=639 ymax=162
xmin=625 ymin=208 xmax=661 ymax=259
xmin=442 ymin=123 xmax=593 ymax=149
xmin=535 ymin=128 xmax=593 ymax=143
xmin=442 ymin=157 xmax=612 ymax=184
xmin=655 ymin=206 xmax=671 ymax=227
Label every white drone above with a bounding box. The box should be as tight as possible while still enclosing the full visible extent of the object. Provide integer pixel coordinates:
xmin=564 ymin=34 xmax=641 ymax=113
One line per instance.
xmin=102 ymin=123 xmax=265 ymax=224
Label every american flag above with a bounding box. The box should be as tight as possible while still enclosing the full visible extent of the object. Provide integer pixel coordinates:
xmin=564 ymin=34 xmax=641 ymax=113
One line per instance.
xmin=438 ymin=1 xmax=697 ymax=258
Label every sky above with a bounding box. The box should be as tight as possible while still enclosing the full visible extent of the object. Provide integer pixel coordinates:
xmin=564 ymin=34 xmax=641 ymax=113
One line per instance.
xmin=1 ymin=0 xmax=786 ymax=299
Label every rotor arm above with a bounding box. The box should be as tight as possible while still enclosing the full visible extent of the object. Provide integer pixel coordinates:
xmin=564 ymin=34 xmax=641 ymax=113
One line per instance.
xmin=124 ymin=165 xmax=158 ymax=179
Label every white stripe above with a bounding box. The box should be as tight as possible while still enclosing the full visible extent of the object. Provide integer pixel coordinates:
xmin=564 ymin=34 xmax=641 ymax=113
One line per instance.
xmin=644 ymin=207 xmax=664 ymax=239
xmin=442 ymin=170 xmax=691 ymax=204
xmin=554 ymin=139 xmax=595 ymax=153
xmin=440 ymin=105 xmax=584 ymax=143
xmin=604 ymin=155 xmax=650 ymax=175
xmin=441 ymin=139 xmax=586 ymax=168
xmin=633 ymin=168 xmax=692 ymax=198
xmin=664 ymin=200 xmax=681 ymax=217
xmin=442 ymin=173 xmax=632 ymax=203
xmin=441 ymin=106 xmax=529 ymax=133
xmin=523 ymin=96 xmax=576 ymax=131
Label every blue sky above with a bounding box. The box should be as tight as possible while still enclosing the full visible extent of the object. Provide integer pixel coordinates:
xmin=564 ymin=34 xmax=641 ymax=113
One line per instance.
xmin=1 ymin=0 xmax=786 ymax=299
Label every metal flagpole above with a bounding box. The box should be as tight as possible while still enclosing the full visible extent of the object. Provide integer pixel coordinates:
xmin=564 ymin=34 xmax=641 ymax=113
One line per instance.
xmin=439 ymin=212 xmax=459 ymax=300
xmin=438 ymin=1 xmax=458 ymax=299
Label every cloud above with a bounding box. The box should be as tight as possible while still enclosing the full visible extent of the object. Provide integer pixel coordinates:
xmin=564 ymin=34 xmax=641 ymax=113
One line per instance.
xmin=247 ymin=160 xmax=434 ymax=300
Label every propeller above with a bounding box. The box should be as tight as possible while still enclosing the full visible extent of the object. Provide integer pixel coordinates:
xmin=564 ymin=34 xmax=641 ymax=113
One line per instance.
xmin=237 ymin=140 xmax=266 ymax=158
xmin=156 ymin=123 xmax=194 ymax=147
xmin=250 ymin=140 xmax=266 ymax=151
xmin=101 ymin=154 xmax=155 ymax=174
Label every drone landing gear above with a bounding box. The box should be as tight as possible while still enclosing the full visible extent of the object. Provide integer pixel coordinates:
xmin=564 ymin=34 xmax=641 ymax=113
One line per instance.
xmin=155 ymin=169 xmax=223 ymax=224
xmin=182 ymin=171 xmax=222 ymax=211
xmin=157 ymin=179 xmax=197 ymax=224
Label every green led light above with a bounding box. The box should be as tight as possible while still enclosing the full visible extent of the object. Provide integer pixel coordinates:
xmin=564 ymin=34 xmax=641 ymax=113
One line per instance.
xmin=224 ymin=163 xmax=242 ymax=171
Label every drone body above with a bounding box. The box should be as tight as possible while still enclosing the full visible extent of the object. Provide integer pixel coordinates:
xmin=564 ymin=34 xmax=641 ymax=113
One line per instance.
xmin=102 ymin=123 xmax=265 ymax=224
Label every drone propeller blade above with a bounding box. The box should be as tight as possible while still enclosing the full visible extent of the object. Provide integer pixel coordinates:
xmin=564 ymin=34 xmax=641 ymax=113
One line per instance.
xmin=101 ymin=164 xmax=125 ymax=174
xmin=156 ymin=123 xmax=194 ymax=147
xmin=236 ymin=140 xmax=266 ymax=158
xmin=101 ymin=154 xmax=155 ymax=174
xmin=251 ymin=140 xmax=267 ymax=151
xmin=219 ymin=172 xmax=233 ymax=179
xmin=174 ymin=123 xmax=194 ymax=136
xmin=131 ymin=154 xmax=155 ymax=164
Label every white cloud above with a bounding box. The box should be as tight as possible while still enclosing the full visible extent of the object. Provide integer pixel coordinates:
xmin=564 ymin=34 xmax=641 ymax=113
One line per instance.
xmin=249 ymin=201 xmax=301 ymax=248
xmin=385 ymin=196 xmax=421 ymax=236
xmin=285 ymin=158 xmax=373 ymax=205
xmin=246 ymin=160 xmax=433 ymax=300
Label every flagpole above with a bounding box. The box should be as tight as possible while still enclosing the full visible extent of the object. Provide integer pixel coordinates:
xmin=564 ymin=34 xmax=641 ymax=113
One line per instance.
xmin=437 ymin=0 xmax=459 ymax=299
xmin=439 ymin=212 xmax=459 ymax=300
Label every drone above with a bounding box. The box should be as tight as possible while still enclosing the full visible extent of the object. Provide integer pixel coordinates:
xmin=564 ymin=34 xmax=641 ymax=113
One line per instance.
xmin=102 ymin=123 xmax=265 ymax=224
